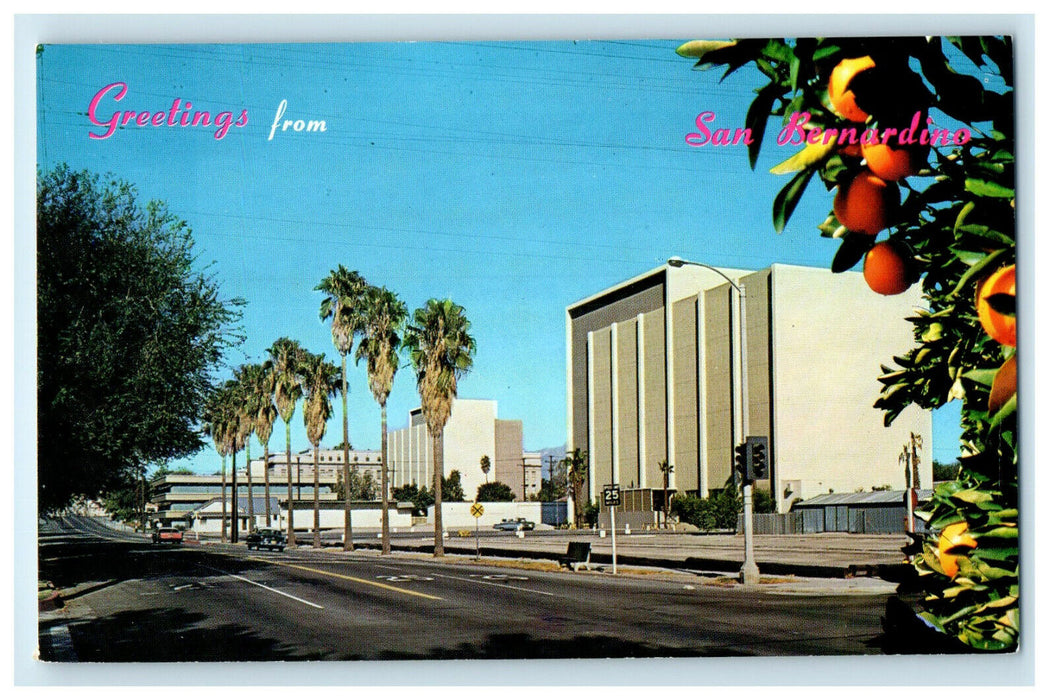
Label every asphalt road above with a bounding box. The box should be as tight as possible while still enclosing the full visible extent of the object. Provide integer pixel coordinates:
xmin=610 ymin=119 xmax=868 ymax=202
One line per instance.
xmin=38 ymin=516 xmax=899 ymax=662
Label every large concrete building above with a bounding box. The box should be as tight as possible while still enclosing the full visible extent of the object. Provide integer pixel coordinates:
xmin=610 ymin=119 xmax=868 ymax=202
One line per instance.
xmin=566 ymin=262 xmax=932 ymax=515
xmin=387 ymin=399 xmax=542 ymax=500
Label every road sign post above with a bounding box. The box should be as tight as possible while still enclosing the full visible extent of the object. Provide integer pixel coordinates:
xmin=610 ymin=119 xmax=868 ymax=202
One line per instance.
xmin=470 ymin=502 xmax=484 ymax=560
xmin=603 ymin=485 xmax=621 ymax=575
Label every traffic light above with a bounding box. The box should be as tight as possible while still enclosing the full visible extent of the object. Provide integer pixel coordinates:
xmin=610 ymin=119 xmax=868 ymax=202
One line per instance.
xmin=734 ymin=442 xmax=748 ymax=478
xmin=747 ymin=435 xmax=769 ymax=481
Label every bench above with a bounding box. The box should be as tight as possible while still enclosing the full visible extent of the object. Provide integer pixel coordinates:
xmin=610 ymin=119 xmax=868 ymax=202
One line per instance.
xmin=560 ymin=541 xmax=592 ymax=571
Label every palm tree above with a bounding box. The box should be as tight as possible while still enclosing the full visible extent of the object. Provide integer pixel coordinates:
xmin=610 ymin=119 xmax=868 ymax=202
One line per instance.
xmin=480 ymin=455 xmax=491 ymax=483
xmin=658 ymin=459 xmax=674 ymax=528
xmin=299 ymin=350 xmax=342 ymax=548
xmin=223 ymin=377 xmax=249 ymax=543
xmin=317 ymin=265 xmax=368 ymax=551
xmin=403 ymin=298 xmax=476 ymax=557
xmin=234 ymin=364 xmax=260 ymax=533
xmin=203 ymin=383 xmax=235 ymax=542
xmin=562 ymin=448 xmax=589 ymax=529
xmin=354 ymin=285 xmax=407 ymax=555
xmin=248 ymin=362 xmax=278 ymax=528
xmin=268 ymin=337 xmax=306 ymax=545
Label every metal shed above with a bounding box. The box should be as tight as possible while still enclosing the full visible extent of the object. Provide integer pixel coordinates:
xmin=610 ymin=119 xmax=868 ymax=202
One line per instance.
xmin=791 ymin=490 xmax=932 ymax=534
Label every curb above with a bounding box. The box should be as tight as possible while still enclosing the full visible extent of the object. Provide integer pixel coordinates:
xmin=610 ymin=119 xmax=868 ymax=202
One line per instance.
xmin=351 ymin=541 xmax=888 ymax=579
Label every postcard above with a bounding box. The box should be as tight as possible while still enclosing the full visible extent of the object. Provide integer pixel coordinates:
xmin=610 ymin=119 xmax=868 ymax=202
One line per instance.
xmin=20 ymin=14 xmax=1031 ymax=686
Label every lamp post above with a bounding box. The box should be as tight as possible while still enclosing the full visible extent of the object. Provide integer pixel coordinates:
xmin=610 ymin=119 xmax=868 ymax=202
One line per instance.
xmin=667 ymin=256 xmax=759 ymax=585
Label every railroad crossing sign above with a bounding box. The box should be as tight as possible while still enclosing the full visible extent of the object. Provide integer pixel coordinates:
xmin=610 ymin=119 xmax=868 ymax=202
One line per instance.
xmin=602 ymin=484 xmax=621 ymax=507
xmin=470 ymin=502 xmax=485 ymax=518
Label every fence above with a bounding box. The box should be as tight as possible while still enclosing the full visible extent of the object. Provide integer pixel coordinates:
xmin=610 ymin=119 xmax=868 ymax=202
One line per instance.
xmin=739 ymin=506 xmax=927 ymax=535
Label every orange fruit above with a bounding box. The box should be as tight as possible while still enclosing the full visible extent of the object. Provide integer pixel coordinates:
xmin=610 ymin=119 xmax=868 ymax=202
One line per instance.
xmin=828 ymin=56 xmax=875 ymax=123
xmin=976 ymin=265 xmax=1016 ymax=347
xmin=833 ymin=172 xmax=899 ymax=235
xmin=863 ymin=240 xmax=918 ymax=295
xmin=862 ymin=141 xmax=926 ymax=181
xmin=937 ymin=521 xmax=978 ymax=578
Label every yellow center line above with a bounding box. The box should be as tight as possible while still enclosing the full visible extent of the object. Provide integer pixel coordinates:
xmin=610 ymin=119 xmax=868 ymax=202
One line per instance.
xmin=247 ymin=557 xmax=443 ymax=601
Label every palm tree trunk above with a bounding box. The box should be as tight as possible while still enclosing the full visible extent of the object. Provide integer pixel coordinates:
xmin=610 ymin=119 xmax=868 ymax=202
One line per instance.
xmin=342 ymin=354 xmax=352 ymax=551
xmin=313 ymin=443 xmax=321 ymax=548
xmin=220 ymin=456 xmax=228 ymax=543
xmin=231 ymin=450 xmax=239 ymax=543
xmin=263 ymin=441 xmax=271 ymax=526
xmin=380 ymin=400 xmax=390 ymax=555
xmin=246 ymin=445 xmax=255 ymax=531
xmin=285 ymin=421 xmax=295 ymax=546
xmin=433 ymin=431 xmax=443 ymax=557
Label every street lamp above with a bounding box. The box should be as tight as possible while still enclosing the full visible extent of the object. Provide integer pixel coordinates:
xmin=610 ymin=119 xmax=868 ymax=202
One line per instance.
xmin=667 ymin=256 xmax=760 ymax=585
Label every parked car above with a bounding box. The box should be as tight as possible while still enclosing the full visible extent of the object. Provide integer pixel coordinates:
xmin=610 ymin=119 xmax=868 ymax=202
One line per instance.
xmin=493 ymin=518 xmax=535 ymax=532
xmin=151 ymin=527 xmax=183 ymax=545
xmin=245 ymin=528 xmax=287 ymax=551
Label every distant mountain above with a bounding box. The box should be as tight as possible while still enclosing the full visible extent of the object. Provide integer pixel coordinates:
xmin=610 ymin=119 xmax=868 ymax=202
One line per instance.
xmin=529 ymin=445 xmax=568 ymax=479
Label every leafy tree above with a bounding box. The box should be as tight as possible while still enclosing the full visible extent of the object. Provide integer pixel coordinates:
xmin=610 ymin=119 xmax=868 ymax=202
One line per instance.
xmin=442 ymin=470 xmax=465 ymax=502
xmin=583 ymin=500 xmax=600 ymax=529
xmin=318 ymin=265 xmax=369 ymax=551
xmin=670 ymin=482 xmax=743 ymax=531
xmin=337 ymin=469 xmax=378 ymax=501
xmin=267 ymin=337 xmax=307 ymax=544
xmin=536 ymin=473 xmax=567 ymax=502
xmin=678 ymin=36 xmax=1017 ymax=650
xmin=403 ymin=298 xmax=476 ymax=557
xmin=299 ymin=351 xmax=342 ymax=548
xmin=476 ymin=481 xmax=516 ymax=502
xmin=37 ymin=165 xmax=243 ymax=514
xmin=391 ymin=483 xmax=433 ymax=516
xmin=354 ymin=284 xmax=408 ymax=555
xmin=933 ymin=460 xmax=961 ymax=481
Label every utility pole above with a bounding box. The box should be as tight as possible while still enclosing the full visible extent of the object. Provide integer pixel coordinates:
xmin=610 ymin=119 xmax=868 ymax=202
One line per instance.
xmin=522 ymin=457 xmax=528 ymax=501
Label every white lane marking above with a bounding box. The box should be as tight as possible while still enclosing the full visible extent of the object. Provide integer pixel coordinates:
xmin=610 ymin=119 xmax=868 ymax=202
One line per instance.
xmin=198 ymin=564 xmax=324 ymax=610
xmin=431 ymin=572 xmax=555 ymax=597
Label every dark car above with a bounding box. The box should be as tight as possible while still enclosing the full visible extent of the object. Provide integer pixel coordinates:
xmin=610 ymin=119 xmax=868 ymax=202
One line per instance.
xmin=151 ymin=527 xmax=183 ymax=545
xmin=493 ymin=518 xmax=535 ymax=532
xmin=245 ymin=528 xmax=287 ymax=551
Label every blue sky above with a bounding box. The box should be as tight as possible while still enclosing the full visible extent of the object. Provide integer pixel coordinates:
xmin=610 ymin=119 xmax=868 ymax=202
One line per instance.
xmin=35 ymin=38 xmax=967 ymax=473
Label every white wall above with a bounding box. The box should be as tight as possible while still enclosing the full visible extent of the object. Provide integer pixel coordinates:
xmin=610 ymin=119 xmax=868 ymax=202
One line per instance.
xmin=428 ymin=501 xmax=543 ymax=529
xmin=769 ymin=264 xmax=932 ymax=511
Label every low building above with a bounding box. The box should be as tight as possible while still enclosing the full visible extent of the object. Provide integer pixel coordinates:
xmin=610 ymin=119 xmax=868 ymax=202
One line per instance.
xmin=248 ymin=448 xmax=384 ymax=483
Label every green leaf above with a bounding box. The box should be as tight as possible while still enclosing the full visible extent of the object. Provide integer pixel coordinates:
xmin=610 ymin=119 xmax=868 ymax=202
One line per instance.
xmin=830 ymin=233 xmax=872 ymax=273
xmin=954 ymin=201 xmax=975 ymax=234
xmin=948 ymin=248 xmax=1008 ymax=298
xmin=950 ymin=489 xmax=994 ymax=506
xmin=745 ymin=85 xmax=781 ymax=170
xmin=965 ymin=178 xmax=1015 ymax=199
xmin=977 ymin=526 xmax=1018 ymax=539
xmin=962 ymin=368 xmax=998 ymax=388
xmin=988 ymin=393 xmax=1017 ymax=433
xmin=676 ymin=40 xmax=736 ymax=59
xmin=772 ymin=168 xmax=812 ymax=234
xmin=769 ymin=141 xmax=837 ymax=175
